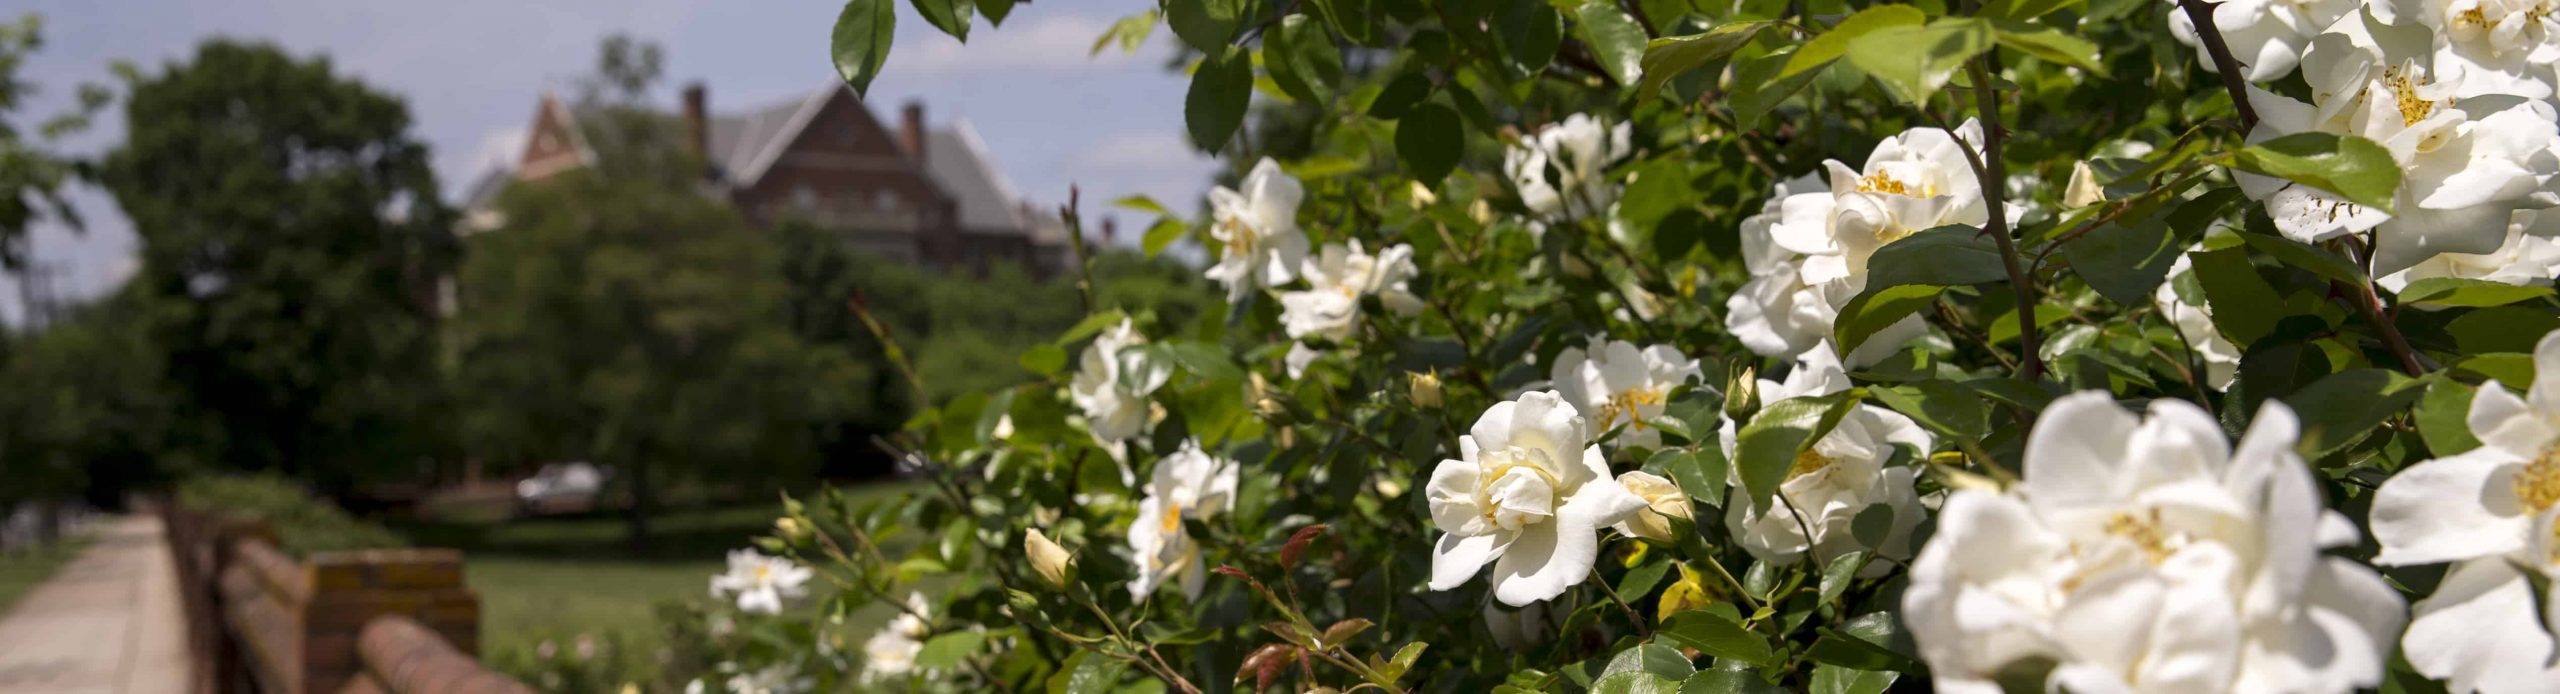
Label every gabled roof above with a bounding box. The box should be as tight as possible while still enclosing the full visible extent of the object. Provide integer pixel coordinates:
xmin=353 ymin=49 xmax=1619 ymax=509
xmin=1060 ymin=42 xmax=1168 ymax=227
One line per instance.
xmin=925 ymin=119 xmax=1036 ymax=235
xmin=710 ymin=87 xmax=838 ymax=187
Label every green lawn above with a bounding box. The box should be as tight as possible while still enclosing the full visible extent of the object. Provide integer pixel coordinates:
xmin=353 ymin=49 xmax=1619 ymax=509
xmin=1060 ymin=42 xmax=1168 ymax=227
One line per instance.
xmin=0 ymin=537 xmax=90 ymax=615
xmin=384 ymin=482 xmax=928 ymax=681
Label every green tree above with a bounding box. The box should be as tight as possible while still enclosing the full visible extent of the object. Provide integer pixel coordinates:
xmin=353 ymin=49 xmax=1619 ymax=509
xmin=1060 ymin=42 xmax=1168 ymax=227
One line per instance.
xmin=456 ymin=170 xmax=849 ymax=547
xmin=99 ymin=40 xmax=456 ymax=490
xmin=0 ymin=12 xmax=106 ymax=273
xmin=0 ymin=292 xmax=173 ymax=524
xmin=455 ymin=37 xmax=850 ymax=546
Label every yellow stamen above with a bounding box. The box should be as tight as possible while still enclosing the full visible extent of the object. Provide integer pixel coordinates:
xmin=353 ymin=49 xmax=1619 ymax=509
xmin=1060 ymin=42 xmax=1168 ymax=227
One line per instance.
xmin=1856 ymin=173 xmax=1911 ymax=196
xmin=1161 ymin=501 xmax=1185 ymax=533
xmin=1596 ymin=387 xmax=1669 ymax=431
xmin=2102 ymin=509 xmax=2175 ymax=565
xmin=1788 ymin=450 xmax=1834 ymax=479
xmin=2513 ymin=444 xmax=2560 ymax=513
xmin=2387 ymin=66 xmax=2442 ymax=127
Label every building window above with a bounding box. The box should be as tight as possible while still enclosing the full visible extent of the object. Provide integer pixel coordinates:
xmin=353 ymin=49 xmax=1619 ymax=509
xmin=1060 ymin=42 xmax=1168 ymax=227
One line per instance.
xmin=876 ymin=189 xmax=900 ymax=213
xmin=792 ymin=185 xmax=818 ymax=212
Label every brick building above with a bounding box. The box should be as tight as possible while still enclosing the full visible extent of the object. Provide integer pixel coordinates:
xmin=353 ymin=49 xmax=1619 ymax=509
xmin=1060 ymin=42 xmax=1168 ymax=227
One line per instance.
xmin=460 ymin=82 xmax=1073 ymax=276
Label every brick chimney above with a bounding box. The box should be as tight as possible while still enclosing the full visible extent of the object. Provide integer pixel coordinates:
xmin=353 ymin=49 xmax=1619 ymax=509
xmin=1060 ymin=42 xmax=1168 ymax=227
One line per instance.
xmin=681 ymin=82 xmax=708 ymax=163
xmin=901 ymin=101 xmax=926 ymax=160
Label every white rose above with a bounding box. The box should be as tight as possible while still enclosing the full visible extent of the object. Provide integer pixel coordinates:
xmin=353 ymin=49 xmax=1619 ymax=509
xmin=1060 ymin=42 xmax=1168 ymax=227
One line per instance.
xmin=1720 ymin=345 xmax=1930 ymax=569
xmin=2241 ymin=16 xmax=2560 ymax=275
xmin=1069 ymin=319 xmax=1164 ymax=444
xmin=1550 ymin=336 xmax=1703 ymax=449
xmin=2380 ymin=208 xmax=2560 ymax=296
xmin=2167 ymin=0 xmax=2360 ymax=82
xmin=1729 ymin=174 xmax=1931 ymax=366
xmin=2369 ymin=328 xmax=2560 ymax=692
xmin=1903 ymin=393 xmax=2403 ymax=693
xmin=1128 ymin=440 xmax=1239 ymax=601
xmin=1205 ymin=157 xmax=1310 ymax=302
xmin=1770 ymin=119 xmax=1999 ymax=293
xmin=1276 ymin=241 xmax=1425 ymax=377
xmin=1504 ymin=113 xmax=1632 ymax=226
xmin=1425 ymin=391 xmax=1650 ymax=606
xmin=2155 ymin=251 xmax=2243 ymax=391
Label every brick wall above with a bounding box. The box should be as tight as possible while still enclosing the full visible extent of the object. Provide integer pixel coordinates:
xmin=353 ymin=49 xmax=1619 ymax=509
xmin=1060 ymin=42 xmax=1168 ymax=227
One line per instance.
xmin=167 ymin=503 xmax=528 ymax=694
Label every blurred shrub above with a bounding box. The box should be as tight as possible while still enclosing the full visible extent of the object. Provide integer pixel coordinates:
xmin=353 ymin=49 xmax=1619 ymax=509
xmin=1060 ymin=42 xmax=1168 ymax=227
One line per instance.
xmin=176 ymin=474 xmax=406 ymax=555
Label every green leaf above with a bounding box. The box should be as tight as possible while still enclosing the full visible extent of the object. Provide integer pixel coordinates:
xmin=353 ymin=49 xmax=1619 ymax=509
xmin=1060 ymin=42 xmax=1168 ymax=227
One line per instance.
xmin=1153 ymin=341 xmax=1243 ymax=383
xmin=1496 ymin=3 xmax=1564 ymax=73
xmin=1735 ymin=392 xmax=1860 ymax=508
xmin=1979 ymin=0 xmax=2086 ymax=21
xmin=2282 ymin=369 xmax=2426 ymax=459
xmin=1681 ymin=668 xmax=1788 ymax=693
xmin=1650 ymin=446 xmax=1729 ymax=510
xmin=1593 ymin=672 xmax=1684 ymax=694
xmin=1603 ymin=642 xmax=1698 ymax=680
xmin=1266 ymin=15 xmax=1345 ymax=106
xmin=1658 ymin=611 xmax=1776 ymax=666
xmin=2455 ymin=353 xmax=2536 ymax=387
xmin=1368 ymin=71 xmax=1433 ymax=118
xmin=2417 ymin=377 xmax=2482 ymax=457
xmin=1870 ymin=380 xmax=1990 ymax=441
xmin=1816 ymin=550 xmax=1868 ymax=607
xmin=1635 ymin=21 xmax=1771 ymax=100
xmin=1867 ymin=225 xmax=2012 ymax=289
xmin=1810 ymin=665 xmax=1898 ymax=694
xmin=1113 ymin=195 xmax=1170 ymax=216
xmin=1577 ymin=2 xmax=1651 ymax=86
xmin=976 ymin=0 xmax=1016 ymax=25
xmin=1397 ymin=102 xmax=1464 ymax=185
xmin=1992 ymin=21 xmax=2103 ymax=73
xmin=1730 ymin=49 xmax=1824 ymax=126
xmin=1165 ymin=0 xmax=1243 ymax=53
xmin=1783 ymin=5 xmax=1924 ymax=79
xmin=1019 ymin=343 xmax=1067 ymax=376
xmin=1051 ymin=649 xmax=1129 ymax=694
xmin=1185 ymin=49 xmax=1253 ymax=151
xmin=1834 ymin=284 xmax=1944 ymax=356
xmin=916 ymin=630 xmax=987 ymax=668
xmin=1803 ymin=627 xmax=1921 ymax=672
xmin=910 ymin=0 xmax=973 ymax=41
xmin=1620 ymin=558 xmax=1674 ymax=600
xmin=1091 ymin=11 xmax=1158 ymax=56
xmin=2232 ymin=132 xmax=2402 ymax=214
xmin=1142 ymin=217 xmax=1187 ymax=257
xmin=1846 ymin=18 xmax=1995 ymax=104
xmin=1849 ymin=504 xmax=1896 ymax=549
xmin=2059 ymin=186 xmax=2238 ymax=305
xmin=2187 ymin=246 xmax=2284 ymax=347
xmin=2238 ymin=231 xmax=2365 ymax=286
xmin=2450 ymin=305 xmax=2560 ymax=354
xmin=2399 ymin=277 xmax=2557 ymax=308
xmin=1315 ymin=0 xmax=1379 ymax=45
xmin=831 ymin=0 xmax=896 ymax=96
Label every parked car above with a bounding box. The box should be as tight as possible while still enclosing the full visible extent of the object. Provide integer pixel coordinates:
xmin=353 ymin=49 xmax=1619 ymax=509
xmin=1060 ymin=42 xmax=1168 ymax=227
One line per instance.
xmin=513 ymin=462 xmax=609 ymax=516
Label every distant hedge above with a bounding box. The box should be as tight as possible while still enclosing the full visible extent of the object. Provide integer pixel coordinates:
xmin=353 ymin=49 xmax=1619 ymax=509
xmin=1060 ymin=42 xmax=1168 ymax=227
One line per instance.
xmin=177 ymin=474 xmax=405 ymax=556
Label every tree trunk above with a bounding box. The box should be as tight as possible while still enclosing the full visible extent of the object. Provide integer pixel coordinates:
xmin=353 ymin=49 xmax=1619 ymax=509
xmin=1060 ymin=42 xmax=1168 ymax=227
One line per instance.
xmin=626 ymin=457 xmax=655 ymax=553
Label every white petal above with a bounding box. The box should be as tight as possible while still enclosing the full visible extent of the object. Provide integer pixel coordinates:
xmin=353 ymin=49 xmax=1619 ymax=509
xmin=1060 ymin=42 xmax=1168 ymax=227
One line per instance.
xmin=2401 ymin=559 xmax=2560 ymax=694
xmin=2023 ymin=392 xmax=2141 ymax=510
xmin=1489 ymin=514 xmax=1588 ymax=606
xmin=1425 ymin=459 xmax=1484 ymax=534
xmin=1428 ymin=531 xmax=1506 ymax=591
xmin=2371 ymin=447 xmax=2533 ymax=565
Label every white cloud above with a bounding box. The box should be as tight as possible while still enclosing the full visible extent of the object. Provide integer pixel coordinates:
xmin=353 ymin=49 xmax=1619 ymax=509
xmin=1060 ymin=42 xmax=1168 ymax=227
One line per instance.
xmin=894 ymin=13 xmax=1171 ymax=75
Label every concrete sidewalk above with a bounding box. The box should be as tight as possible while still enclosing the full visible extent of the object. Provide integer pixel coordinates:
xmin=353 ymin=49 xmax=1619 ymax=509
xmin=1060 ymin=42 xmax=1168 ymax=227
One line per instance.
xmin=0 ymin=516 xmax=190 ymax=694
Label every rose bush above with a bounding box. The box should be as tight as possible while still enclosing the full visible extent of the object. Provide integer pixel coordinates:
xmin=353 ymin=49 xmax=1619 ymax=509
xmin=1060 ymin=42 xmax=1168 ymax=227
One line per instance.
xmin=671 ymin=0 xmax=2560 ymax=691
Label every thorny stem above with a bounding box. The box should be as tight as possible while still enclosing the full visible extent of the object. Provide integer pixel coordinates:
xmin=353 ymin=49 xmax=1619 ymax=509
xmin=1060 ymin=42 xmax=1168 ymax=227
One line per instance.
xmin=1590 ymin=570 xmax=1655 ymax=638
xmin=1061 ymin=186 xmax=1100 ymax=315
xmin=2174 ymin=0 xmax=2261 ymax=129
xmin=850 ymin=292 xmax=932 ymax=410
xmin=1951 ymin=57 xmax=2047 ymax=381
xmin=2330 ymin=238 xmax=2433 ymax=376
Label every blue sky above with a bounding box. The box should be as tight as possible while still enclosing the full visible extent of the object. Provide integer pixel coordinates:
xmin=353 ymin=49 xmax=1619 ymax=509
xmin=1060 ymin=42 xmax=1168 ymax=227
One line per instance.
xmin=4 ymin=0 xmax=1221 ymax=322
